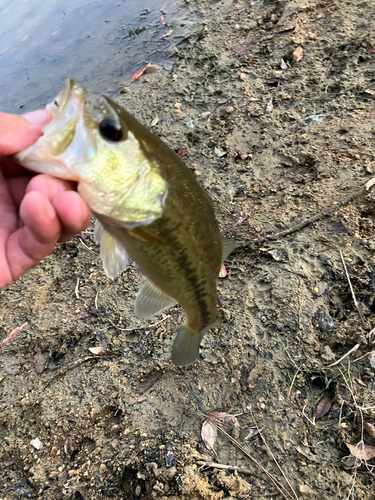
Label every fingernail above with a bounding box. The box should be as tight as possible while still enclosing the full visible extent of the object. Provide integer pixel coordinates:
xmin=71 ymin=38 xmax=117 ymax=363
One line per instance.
xmin=23 ymin=110 xmax=51 ymax=127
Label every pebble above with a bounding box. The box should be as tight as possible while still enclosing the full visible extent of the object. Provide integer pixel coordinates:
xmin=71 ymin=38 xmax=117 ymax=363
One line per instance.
xmin=299 ymin=484 xmax=313 ymax=496
xmin=226 ymin=106 xmax=234 ymax=114
xmin=99 ymin=464 xmax=106 ymax=474
xmin=174 ymin=102 xmax=181 ymax=109
xmin=31 ymin=438 xmax=42 ymax=451
xmin=124 ymin=429 xmax=131 ymax=436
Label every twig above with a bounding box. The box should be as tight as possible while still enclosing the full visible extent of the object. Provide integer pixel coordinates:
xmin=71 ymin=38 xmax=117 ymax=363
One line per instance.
xmin=75 ymin=278 xmax=80 ymax=300
xmin=106 ymin=315 xmax=171 ymax=331
xmin=302 ymin=403 xmax=316 ymax=427
xmin=210 ymin=421 xmax=294 ymax=500
xmin=250 ymin=410 xmax=299 ymax=500
xmin=351 ymin=348 xmax=375 ymax=364
xmin=288 ymin=364 xmax=301 ymax=399
xmin=236 ymin=177 xmax=375 ymax=250
xmin=43 ymin=353 xmax=118 ymax=390
xmin=196 ymin=460 xmax=253 ymax=475
xmin=95 ymin=290 xmax=99 ymax=310
xmin=0 ymin=322 xmax=28 ymax=350
xmin=323 ymin=343 xmax=360 ymax=368
xmin=78 ymin=237 xmax=94 ymax=253
xmin=339 ymin=249 xmax=365 ymax=326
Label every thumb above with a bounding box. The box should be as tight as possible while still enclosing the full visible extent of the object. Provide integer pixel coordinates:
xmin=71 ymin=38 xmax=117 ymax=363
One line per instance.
xmin=0 ymin=110 xmax=51 ymax=156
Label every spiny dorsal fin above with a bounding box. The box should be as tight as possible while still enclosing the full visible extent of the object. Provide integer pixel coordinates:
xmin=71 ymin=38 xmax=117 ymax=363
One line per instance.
xmin=94 ymin=219 xmax=129 ymax=279
xmin=135 ymin=279 xmax=177 ymax=318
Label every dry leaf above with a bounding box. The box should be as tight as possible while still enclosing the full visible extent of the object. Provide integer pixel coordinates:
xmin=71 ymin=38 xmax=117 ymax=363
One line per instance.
xmin=219 ymin=264 xmax=227 ymax=278
xmin=132 ymin=63 xmax=151 ymax=81
xmin=346 ymin=442 xmax=375 ymax=461
xmin=265 ymin=97 xmax=273 ymax=114
xmin=354 ymin=378 xmax=367 ymax=387
xmin=267 ymin=249 xmax=284 ymax=261
xmin=210 ymin=411 xmax=240 ymax=427
xmin=245 ymin=426 xmax=264 ymax=440
xmin=316 ymin=397 xmax=332 ymax=420
xmin=293 ymin=46 xmax=303 ymax=62
xmin=201 ymin=421 xmax=217 ymax=452
xmin=364 ymin=422 xmax=375 ymax=439
xmin=215 ymin=147 xmax=226 ymax=157
xmin=151 ymin=115 xmax=159 ymax=127
xmin=295 ymin=445 xmax=319 ymax=462
xmin=280 ymin=58 xmax=288 ymax=70
xmin=342 ymin=454 xmax=362 ymax=470
xmin=89 ymin=347 xmax=105 ymax=355
xmin=177 ymin=148 xmax=187 ymax=158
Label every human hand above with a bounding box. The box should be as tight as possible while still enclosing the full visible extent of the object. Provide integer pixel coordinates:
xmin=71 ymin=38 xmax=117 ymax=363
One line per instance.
xmin=0 ymin=111 xmax=92 ymax=289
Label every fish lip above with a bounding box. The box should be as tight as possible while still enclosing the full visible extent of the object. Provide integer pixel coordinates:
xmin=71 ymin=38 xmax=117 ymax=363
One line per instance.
xmin=46 ymin=77 xmax=84 ymax=119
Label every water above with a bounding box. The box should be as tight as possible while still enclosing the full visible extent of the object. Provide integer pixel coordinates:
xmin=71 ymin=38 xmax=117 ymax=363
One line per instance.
xmin=0 ymin=0 xmax=192 ymax=113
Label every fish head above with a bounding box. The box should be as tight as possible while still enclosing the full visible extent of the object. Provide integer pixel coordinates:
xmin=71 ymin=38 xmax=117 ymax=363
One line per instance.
xmin=16 ymin=78 xmax=168 ymax=227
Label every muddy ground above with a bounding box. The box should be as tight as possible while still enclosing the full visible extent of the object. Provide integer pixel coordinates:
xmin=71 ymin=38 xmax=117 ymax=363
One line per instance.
xmin=1 ymin=0 xmax=375 ymax=498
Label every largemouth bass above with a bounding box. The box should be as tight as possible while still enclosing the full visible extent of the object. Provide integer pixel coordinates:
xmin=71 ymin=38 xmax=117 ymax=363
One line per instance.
xmin=15 ymin=78 xmax=235 ymax=366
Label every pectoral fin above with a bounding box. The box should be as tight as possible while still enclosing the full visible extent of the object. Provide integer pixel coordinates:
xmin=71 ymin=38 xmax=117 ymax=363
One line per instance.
xmin=221 ymin=237 xmax=237 ymax=261
xmin=94 ymin=219 xmax=129 ymax=279
xmin=135 ymin=279 xmax=177 ymax=318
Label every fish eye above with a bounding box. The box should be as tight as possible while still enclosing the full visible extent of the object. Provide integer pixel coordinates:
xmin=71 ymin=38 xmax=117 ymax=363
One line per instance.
xmin=99 ymin=118 xmax=123 ymax=142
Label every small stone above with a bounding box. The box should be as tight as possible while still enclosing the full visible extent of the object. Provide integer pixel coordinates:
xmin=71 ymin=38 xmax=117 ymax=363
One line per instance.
xmin=120 ymin=87 xmax=130 ymax=94
xmin=259 ymin=402 xmax=266 ymax=410
xmin=313 ymin=287 xmax=319 ymax=294
xmin=34 ymin=353 xmax=47 ymax=374
xmin=31 ymin=438 xmax=42 ymax=451
xmin=235 ymin=24 xmax=240 ymax=29
xmin=135 ymin=485 xmax=142 ymax=496
xmin=50 ymin=446 xmax=58 ymax=458
xmin=124 ymin=428 xmax=131 ymax=436
xmin=298 ymin=133 xmax=308 ymax=143
xmin=174 ymin=102 xmax=181 ymax=109
xmin=299 ymin=484 xmax=313 ymax=496
xmin=239 ymin=73 xmax=247 ymax=81
xmin=226 ymin=106 xmax=234 ymax=114
xmin=321 ymin=345 xmax=336 ymax=362
xmin=270 ymin=13 xmax=277 ymax=23
xmin=99 ymin=463 xmax=106 ymax=474
xmin=110 ymin=424 xmax=120 ymax=434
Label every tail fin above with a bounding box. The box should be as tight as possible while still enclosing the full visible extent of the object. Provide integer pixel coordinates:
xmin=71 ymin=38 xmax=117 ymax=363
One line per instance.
xmin=171 ymin=325 xmax=207 ymax=367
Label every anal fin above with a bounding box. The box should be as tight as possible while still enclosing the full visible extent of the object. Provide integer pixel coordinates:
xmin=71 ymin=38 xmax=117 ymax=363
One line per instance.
xmin=221 ymin=237 xmax=237 ymax=261
xmin=135 ymin=279 xmax=177 ymax=318
xmin=94 ymin=219 xmax=129 ymax=279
